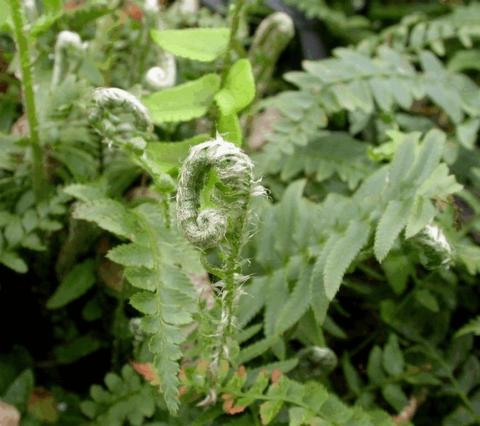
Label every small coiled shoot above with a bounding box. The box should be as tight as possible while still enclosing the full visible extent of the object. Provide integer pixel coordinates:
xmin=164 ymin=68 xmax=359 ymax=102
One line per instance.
xmin=89 ymin=87 xmax=153 ymax=152
xmin=176 ymin=135 xmax=260 ymax=249
xmin=51 ymin=31 xmax=86 ymax=87
xmin=144 ymin=53 xmax=176 ymax=90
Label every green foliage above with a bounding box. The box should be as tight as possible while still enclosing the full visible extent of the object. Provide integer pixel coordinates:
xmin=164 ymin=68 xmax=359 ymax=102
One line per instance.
xmin=143 ymin=74 xmax=221 ymax=124
xmin=81 ymin=365 xmax=157 ymax=425
xmin=150 ymin=28 xmax=230 ymax=62
xmin=47 ymin=259 xmax=96 ymax=309
xmin=2 ymin=1 xmax=480 ymax=425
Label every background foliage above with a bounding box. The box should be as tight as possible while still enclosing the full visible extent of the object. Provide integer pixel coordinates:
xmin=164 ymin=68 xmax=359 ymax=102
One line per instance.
xmin=0 ymin=0 xmax=479 ymax=425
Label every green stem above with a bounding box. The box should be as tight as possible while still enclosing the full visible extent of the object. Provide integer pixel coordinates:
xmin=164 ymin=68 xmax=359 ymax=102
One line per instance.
xmin=222 ymin=0 xmax=246 ymax=82
xmin=8 ymin=0 xmax=48 ymax=200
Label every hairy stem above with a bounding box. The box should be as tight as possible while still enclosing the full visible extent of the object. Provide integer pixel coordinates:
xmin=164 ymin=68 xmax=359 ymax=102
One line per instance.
xmin=8 ymin=0 xmax=48 ymax=200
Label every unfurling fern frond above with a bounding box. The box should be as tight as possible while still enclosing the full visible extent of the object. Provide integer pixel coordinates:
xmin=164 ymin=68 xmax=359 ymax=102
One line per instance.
xmin=51 ymin=30 xmax=86 ymax=87
xmin=248 ymin=12 xmax=294 ymax=97
xmin=89 ymin=87 xmax=153 ymax=151
xmin=176 ymin=134 xmax=261 ymax=249
xmin=144 ymin=53 xmax=176 ymax=91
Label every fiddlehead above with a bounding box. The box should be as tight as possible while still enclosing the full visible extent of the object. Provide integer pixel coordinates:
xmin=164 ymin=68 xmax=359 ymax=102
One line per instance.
xmin=144 ymin=53 xmax=176 ymax=90
xmin=176 ymin=135 xmax=258 ymax=249
xmin=89 ymin=87 xmax=153 ymax=151
xmin=177 ymin=135 xmax=263 ymax=371
xmin=411 ymin=224 xmax=453 ymax=269
xmin=51 ymin=31 xmax=86 ymax=87
xmin=248 ymin=12 xmax=294 ymax=96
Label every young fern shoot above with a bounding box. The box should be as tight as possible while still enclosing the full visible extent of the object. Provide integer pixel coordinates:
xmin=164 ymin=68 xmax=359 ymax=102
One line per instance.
xmin=51 ymin=31 xmax=86 ymax=87
xmin=177 ymin=135 xmax=263 ymax=372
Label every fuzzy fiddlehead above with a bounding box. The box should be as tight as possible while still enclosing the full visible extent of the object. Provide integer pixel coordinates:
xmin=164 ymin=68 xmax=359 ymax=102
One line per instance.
xmin=248 ymin=12 xmax=294 ymax=96
xmin=51 ymin=31 xmax=86 ymax=87
xmin=89 ymin=87 xmax=153 ymax=151
xmin=144 ymin=53 xmax=176 ymax=91
xmin=177 ymin=135 xmax=262 ymax=372
xmin=411 ymin=224 xmax=453 ymax=269
xmin=176 ymin=135 xmax=257 ymax=249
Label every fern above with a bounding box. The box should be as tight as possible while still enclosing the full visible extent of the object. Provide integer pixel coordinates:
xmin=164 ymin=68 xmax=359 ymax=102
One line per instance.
xmin=72 ymin=196 xmax=199 ymax=413
xmin=359 ymin=3 xmax=480 ymax=56
xmin=259 ymin=46 xmax=480 ymax=168
xmin=81 ymin=365 xmax=157 ymax=425
xmin=243 ymin=129 xmax=461 ymax=339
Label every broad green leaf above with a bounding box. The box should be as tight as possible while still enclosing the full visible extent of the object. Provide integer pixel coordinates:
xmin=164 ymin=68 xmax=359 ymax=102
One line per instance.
xmin=382 ymin=335 xmax=404 ymax=376
xmin=215 ymin=59 xmax=255 ymax=116
xmin=217 ymin=113 xmax=242 ymax=146
xmin=146 ymin=134 xmax=210 ymax=171
xmin=374 ymin=199 xmax=413 ymax=262
xmin=324 ymin=220 xmax=370 ymax=300
xmin=143 ymin=74 xmax=221 ymax=123
xmin=47 ymin=260 xmax=96 ymax=309
xmin=73 ymin=199 xmax=143 ymax=241
xmin=150 ymin=28 xmax=230 ymax=62
xmin=107 ymin=243 xmax=154 ymax=268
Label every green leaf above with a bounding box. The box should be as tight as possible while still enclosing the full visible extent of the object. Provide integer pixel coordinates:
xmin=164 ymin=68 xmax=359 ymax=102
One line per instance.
xmin=143 ymin=74 xmax=221 ymax=123
xmin=73 ymin=199 xmax=143 ymax=241
xmin=54 ymin=335 xmax=102 ymax=364
xmin=0 ymin=251 xmax=27 ymax=273
xmin=374 ymin=199 xmax=413 ymax=262
xmin=47 ymin=260 xmax=96 ymax=309
xmin=217 ymin=113 xmax=242 ymax=146
xmin=150 ymin=28 xmax=230 ymax=62
xmin=215 ymin=59 xmax=255 ymax=116
xmin=415 ymin=289 xmax=439 ymax=312
xmin=341 ymin=353 xmax=363 ymax=395
xmin=381 ymin=384 xmax=408 ymax=412
xmin=382 ymin=252 xmax=410 ymax=294
xmin=367 ymin=346 xmax=385 ymax=384
xmin=107 ymin=243 xmax=154 ymax=268
xmin=324 ymin=220 xmax=370 ymax=300
xmin=43 ymin=0 xmax=63 ymax=15
xmin=3 ymin=369 xmax=34 ymax=410
xmin=146 ymin=134 xmax=210 ymax=171
xmin=405 ymin=197 xmax=436 ymax=239
xmin=382 ymin=335 xmax=404 ymax=376
xmin=456 ymin=118 xmax=480 ymax=150
xmin=455 ymin=316 xmax=480 ymax=338
xmin=274 ymin=267 xmax=311 ymax=335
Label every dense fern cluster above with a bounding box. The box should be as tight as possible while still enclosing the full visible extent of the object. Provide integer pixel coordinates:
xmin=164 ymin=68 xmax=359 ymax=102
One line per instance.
xmin=1 ymin=1 xmax=480 ymax=425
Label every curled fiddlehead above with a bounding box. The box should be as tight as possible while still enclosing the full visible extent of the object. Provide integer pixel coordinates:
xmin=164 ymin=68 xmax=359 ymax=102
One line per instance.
xmin=144 ymin=53 xmax=176 ymax=90
xmin=89 ymin=87 xmax=153 ymax=151
xmin=177 ymin=135 xmax=263 ymax=372
xmin=411 ymin=224 xmax=453 ymax=269
xmin=176 ymin=135 xmax=260 ymax=249
xmin=248 ymin=12 xmax=294 ymax=96
xmin=51 ymin=31 xmax=86 ymax=87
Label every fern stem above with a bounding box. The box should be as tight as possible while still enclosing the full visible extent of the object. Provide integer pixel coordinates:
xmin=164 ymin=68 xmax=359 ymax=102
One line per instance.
xmin=8 ymin=0 xmax=48 ymax=200
xmin=222 ymin=0 xmax=246 ymax=81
